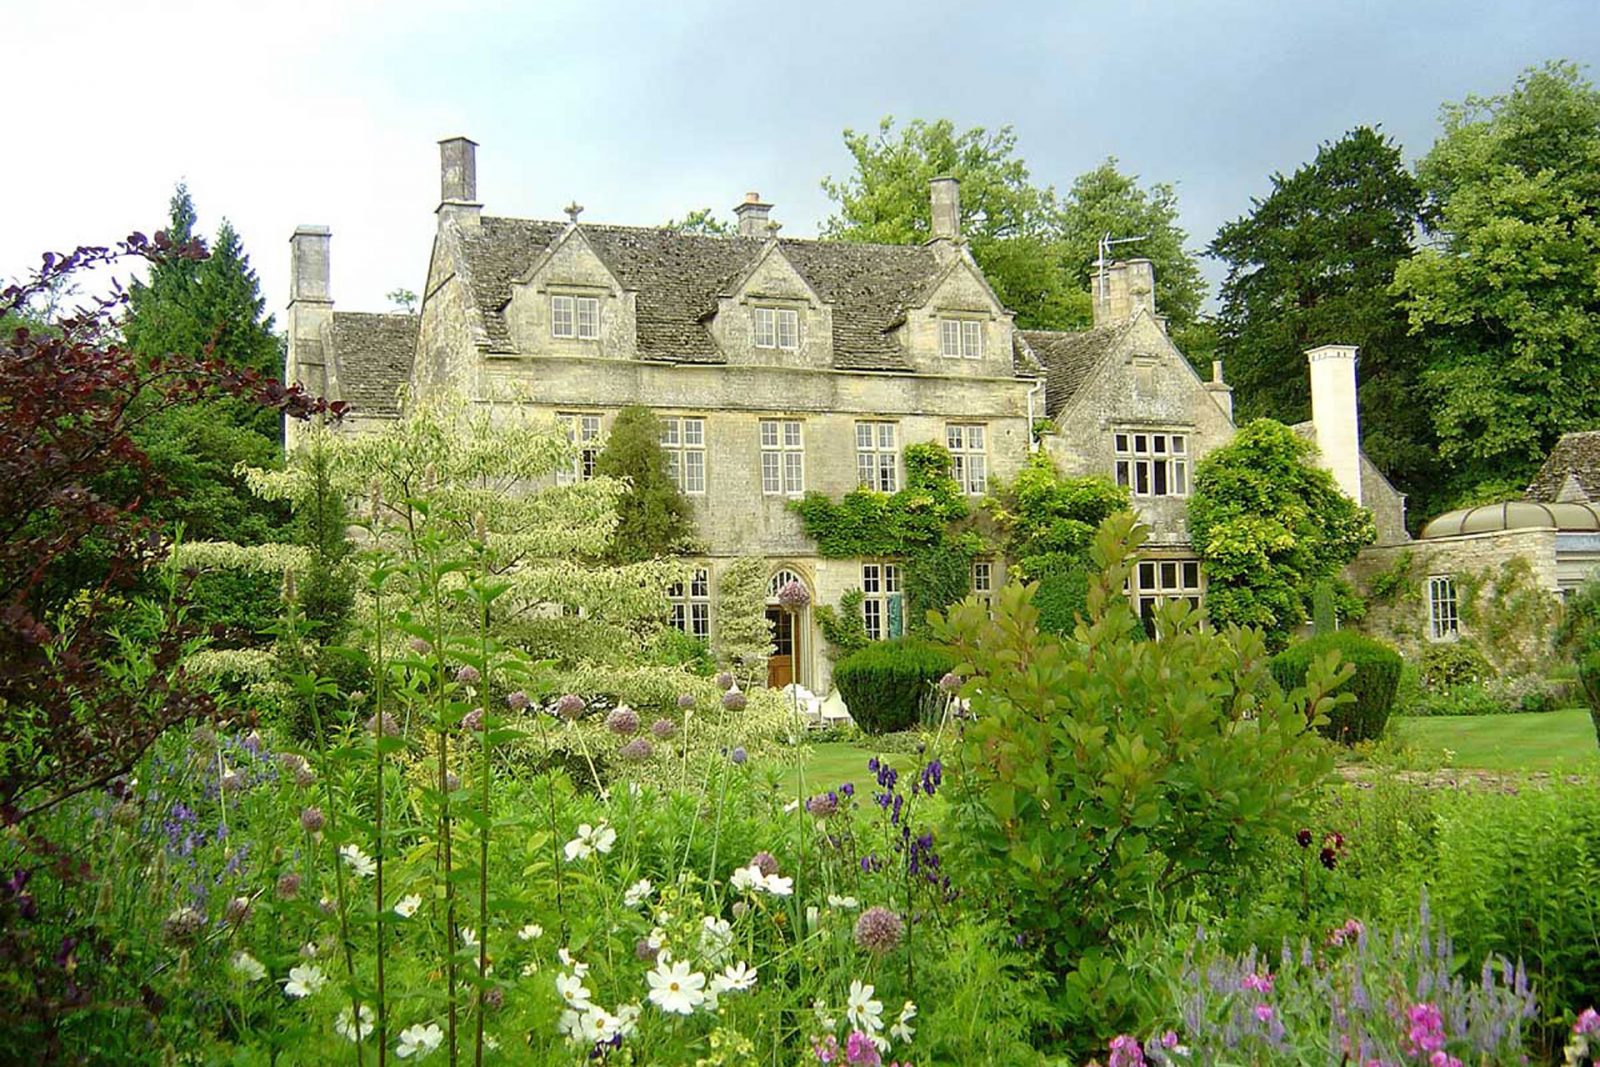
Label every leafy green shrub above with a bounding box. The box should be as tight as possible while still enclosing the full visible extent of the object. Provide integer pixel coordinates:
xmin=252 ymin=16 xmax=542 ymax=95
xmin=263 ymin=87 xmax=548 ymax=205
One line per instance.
xmin=1272 ymin=631 xmax=1401 ymax=743
xmin=1418 ymin=639 xmax=1493 ymax=690
xmin=1032 ymin=561 xmax=1090 ymax=635
xmin=184 ymin=567 xmax=282 ymax=647
xmin=832 ymin=638 xmax=956 ymax=734
xmin=816 ymin=589 xmax=870 ymax=659
xmin=934 ymin=512 xmax=1340 ymax=1050
xmin=645 ymin=627 xmax=715 ymax=675
xmin=1580 ymin=650 xmax=1600 ymax=747
xmin=1404 ymin=674 xmax=1575 ymax=717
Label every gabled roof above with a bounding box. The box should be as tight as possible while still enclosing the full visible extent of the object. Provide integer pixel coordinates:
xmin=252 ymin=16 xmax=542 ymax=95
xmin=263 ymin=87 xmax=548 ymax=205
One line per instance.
xmin=330 ymin=311 xmax=418 ymax=417
xmin=1019 ymin=321 xmax=1136 ymax=415
xmin=452 ymin=216 xmax=999 ymax=373
xmin=1526 ymin=430 xmax=1600 ymax=502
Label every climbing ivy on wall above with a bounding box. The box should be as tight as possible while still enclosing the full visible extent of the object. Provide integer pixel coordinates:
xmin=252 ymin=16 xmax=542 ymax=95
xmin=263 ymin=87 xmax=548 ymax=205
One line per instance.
xmin=791 ymin=442 xmax=981 ymax=632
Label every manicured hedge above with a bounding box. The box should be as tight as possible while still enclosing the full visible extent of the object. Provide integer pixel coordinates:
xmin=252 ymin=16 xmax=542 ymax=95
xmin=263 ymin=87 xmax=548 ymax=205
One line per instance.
xmin=1270 ymin=631 xmax=1402 ymax=743
xmin=832 ymin=638 xmax=956 ymax=734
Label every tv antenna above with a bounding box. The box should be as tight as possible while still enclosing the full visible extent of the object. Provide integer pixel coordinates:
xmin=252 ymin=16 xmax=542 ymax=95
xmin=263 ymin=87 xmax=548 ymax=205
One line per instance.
xmin=1095 ymin=232 xmax=1148 ymax=299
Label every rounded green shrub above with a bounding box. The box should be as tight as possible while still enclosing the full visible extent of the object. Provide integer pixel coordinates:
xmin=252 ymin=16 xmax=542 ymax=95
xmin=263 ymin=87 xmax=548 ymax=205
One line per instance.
xmin=1578 ymin=650 xmax=1600 ymax=748
xmin=1271 ymin=631 xmax=1402 ymax=743
xmin=1417 ymin=639 xmax=1493 ymax=691
xmin=832 ymin=637 xmax=956 ymax=734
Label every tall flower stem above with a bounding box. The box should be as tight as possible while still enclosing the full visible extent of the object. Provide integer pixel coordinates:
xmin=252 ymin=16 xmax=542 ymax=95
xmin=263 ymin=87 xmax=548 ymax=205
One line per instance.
xmin=370 ymin=567 xmax=390 ymax=1066
xmin=473 ymin=529 xmax=493 ymax=1067
xmin=424 ymin=550 xmax=459 ymax=1067
xmin=530 ymin=710 xmax=568 ymax=939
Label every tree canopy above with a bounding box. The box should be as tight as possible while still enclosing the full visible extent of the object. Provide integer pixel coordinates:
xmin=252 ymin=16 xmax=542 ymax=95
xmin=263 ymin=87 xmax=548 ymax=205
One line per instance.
xmin=1187 ymin=419 xmax=1374 ymax=649
xmin=593 ymin=405 xmax=698 ymax=563
xmin=821 ymin=118 xmax=1205 ymax=332
xmin=1210 ymin=127 xmax=1431 ymax=512
xmin=1393 ymin=61 xmax=1600 ymax=508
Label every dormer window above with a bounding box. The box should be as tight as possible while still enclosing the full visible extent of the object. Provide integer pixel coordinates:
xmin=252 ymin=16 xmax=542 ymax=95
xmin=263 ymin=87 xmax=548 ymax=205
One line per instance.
xmin=940 ymin=318 xmax=983 ymax=359
xmin=552 ymin=295 xmax=600 ymax=340
xmin=753 ymin=306 xmax=799 ymax=350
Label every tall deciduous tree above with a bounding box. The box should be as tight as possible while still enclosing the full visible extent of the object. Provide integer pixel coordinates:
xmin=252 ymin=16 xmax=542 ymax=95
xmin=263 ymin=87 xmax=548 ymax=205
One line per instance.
xmin=593 ymin=405 xmax=697 ymax=563
xmin=1210 ymin=127 xmax=1430 ymax=508
xmin=1393 ymin=61 xmax=1600 ymax=508
xmin=121 ymin=186 xmax=292 ymax=543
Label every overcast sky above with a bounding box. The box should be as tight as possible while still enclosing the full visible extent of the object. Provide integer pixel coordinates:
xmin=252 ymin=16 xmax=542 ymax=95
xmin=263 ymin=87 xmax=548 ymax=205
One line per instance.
xmin=5 ymin=0 xmax=1597 ymax=324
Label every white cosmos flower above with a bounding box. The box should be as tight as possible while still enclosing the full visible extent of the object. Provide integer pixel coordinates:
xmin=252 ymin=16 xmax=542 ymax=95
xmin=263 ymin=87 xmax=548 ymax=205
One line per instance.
xmin=729 ymin=864 xmax=764 ymax=893
xmin=563 ymin=822 xmax=617 ymax=862
xmin=648 ymin=927 xmax=667 ymax=950
xmin=891 ymin=999 xmax=918 ymax=1044
xmin=813 ymin=997 xmax=837 ymax=1030
xmin=556 ymin=972 xmax=593 ymax=1010
xmin=394 ymin=894 xmax=422 ymax=918
xmin=579 ymin=1007 xmax=620 ymax=1044
xmin=762 ymin=873 xmax=794 ymax=896
xmin=847 ymin=978 xmax=884 ymax=1034
xmin=395 ymin=1022 xmax=444 ymax=1059
xmin=557 ymin=1008 xmax=582 ymax=1040
xmin=461 ymin=927 xmax=479 ymax=949
xmin=623 ymin=878 xmax=654 ymax=907
xmin=646 ymin=958 xmax=707 ymax=1015
xmin=557 ymin=948 xmax=589 ymax=976
xmin=340 ymin=844 xmax=377 ymax=878
xmin=827 ymin=894 xmax=860 ymax=910
xmin=699 ymin=915 xmax=733 ymax=961
xmin=517 ymin=922 xmax=543 ymax=942
xmin=710 ymin=960 xmax=758 ymax=995
xmin=616 ymin=1002 xmax=642 ymax=1037
xmin=783 ymin=799 xmax=800 ymax=813
xmin=230 ymin=951 xmax=267 ymax=982
xmin=284 ymin=963 xmax=327 ymax=998
xmin=336 ymin=1004 xmax=376 ymax=1042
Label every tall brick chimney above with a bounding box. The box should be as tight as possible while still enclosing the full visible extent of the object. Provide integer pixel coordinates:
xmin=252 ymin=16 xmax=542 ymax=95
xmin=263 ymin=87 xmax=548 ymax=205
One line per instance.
xmin=734 ymin=192 xmax=772 ymax=238
xmin=1090 ymin=259 xmax=1157 ymax=327
xmin=285 ymin=226 xmax=333 ymax=445
xmin=437 ymin=136 xmax=481 ymax=228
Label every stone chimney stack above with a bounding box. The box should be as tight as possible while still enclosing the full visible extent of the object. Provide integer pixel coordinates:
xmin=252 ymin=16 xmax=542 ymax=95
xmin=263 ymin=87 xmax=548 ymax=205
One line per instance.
xmin=1205 ymin=359 xmax=1234 ymax=422
xmin=287 ymin=225 xmax=332 ymax=393
xmin=929 ymin=176 xmax=961 ymax=242
xmin=1091 ymin=258 xmax=1157 ymax=327
xmin=437 ymin=136 xmax=481 ymax=228
xmin=1306 ymin=344 xmax=1363 ymax=504
xmin=733 ymin=192 xmax=772 ymax=238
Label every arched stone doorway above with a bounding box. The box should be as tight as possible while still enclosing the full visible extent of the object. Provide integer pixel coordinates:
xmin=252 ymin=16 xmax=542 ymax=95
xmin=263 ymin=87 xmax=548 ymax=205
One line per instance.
xmin=764 ymin=567 xmax=810 ymax=689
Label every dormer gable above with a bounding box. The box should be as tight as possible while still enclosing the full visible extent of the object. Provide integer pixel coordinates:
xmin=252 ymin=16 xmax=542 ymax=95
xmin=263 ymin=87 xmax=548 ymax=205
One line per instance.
xmin=503 ymin=226 xmax=636 ymax=357
xmin=710 ymin=242 xmax=833 ymax=368
xmin=900 ymin=251 xmax=1014 ymax=376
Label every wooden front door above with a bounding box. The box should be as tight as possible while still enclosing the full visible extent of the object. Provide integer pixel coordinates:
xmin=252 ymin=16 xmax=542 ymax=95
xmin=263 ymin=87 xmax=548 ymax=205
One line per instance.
xmin=766 ymin=607 xmax=794 ymax=688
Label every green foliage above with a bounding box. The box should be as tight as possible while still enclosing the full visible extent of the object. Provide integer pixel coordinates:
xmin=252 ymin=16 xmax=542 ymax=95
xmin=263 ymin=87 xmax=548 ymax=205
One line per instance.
xmin=1455 ymin=556 xmax=1563 ymax=676
xmin=933 ymin=512 xmax=1339 ymax=1047
xmin=713 ymin=557 xmax=772 ymax=684
xmin=1393 ymin=62 xmax=1600 ymax=509
xmin=1271 ymin=631 xmax=1402 ymax=743
xmin=815 ymin=589 xmax=870 ymax=660
xmin=644 ymin=627 xmax=716 ymax=676
xmin=1188 ymin=419 xmax=1375 ymax=649
xmin=662 ymin=208 xmax=734 ymax=236
xmin=1367 ymin=549 xmax=1418 ymax=604
xmin=1418 ymin=639 xmax=1495 ymax=691
xmin=594 ymin=405 xmax=697 ymax=563
xmin=831 ymin=638 xmax=955 ymax=734
xmin=1211 ymin=127 xmax=1431 ymax=509
xmin=821 ymin=118 xmax=1205 ymax=331
xmin=1557 ymin=576 xmax=1600 ymax=658
xmin=1031 ymin=565 xmax=1091 ymax=636
xmin=1579 ymin=651 xmax=1600 ymax=746
xmin=184 ymin=567 xmax=283 ymax=647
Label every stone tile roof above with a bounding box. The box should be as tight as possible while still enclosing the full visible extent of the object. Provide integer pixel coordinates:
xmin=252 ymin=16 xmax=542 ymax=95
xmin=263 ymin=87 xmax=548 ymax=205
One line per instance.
xmin=1526 ymin=430 xmax=1600 ymax=502
xmin=1020 ymin=322 xmax=1134 ymax=415
xmin=454 ymin=217 xmax=1022 ymax=374
xmin=330 ymin=311 xmax=418 ymax=417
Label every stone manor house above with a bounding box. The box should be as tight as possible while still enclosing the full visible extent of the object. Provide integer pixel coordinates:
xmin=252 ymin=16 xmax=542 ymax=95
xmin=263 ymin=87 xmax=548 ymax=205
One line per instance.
xmin=285 ymin=137 xmax=1409 ymax=693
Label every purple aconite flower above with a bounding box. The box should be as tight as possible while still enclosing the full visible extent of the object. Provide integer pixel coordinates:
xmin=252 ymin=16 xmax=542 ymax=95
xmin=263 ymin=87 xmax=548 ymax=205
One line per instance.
xmin=776 ymin=579 xmax=810 ymax=611
xmin=455 ymin=665 xmax=480 ymax=686
xmin=650 ymin=718 xmax=677 ymax=740
xmin=555 ymin=694 xmax=585 ymax=720
xmin=854 ymin=906 xmax=904 ymax=954
xmin=722 ymin=690 xmax=747 ymax=711
xmin=619 ymin=738 xmax=653 ymax=761
xmin=606 ymin=706 xmax=640 ymax=736
xmin=505 ymin=690 xmax=530 ymax=711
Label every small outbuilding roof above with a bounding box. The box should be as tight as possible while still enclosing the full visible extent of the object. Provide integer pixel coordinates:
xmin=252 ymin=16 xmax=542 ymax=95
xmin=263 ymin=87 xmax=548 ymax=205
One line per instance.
xmin=1419 ymin=500 xmax=1600 ymax=539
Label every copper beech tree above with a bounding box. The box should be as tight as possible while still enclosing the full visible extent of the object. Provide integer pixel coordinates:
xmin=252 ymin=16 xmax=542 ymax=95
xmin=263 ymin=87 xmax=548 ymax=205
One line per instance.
xmin=0 ymin=234 xmax=341 ymax=827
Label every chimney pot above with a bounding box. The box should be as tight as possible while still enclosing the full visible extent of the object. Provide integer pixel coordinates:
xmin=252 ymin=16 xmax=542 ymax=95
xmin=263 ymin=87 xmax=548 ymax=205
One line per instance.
xmin=733 ymin=193 xmax=773 ymax=238
xmin=929 ymin=176 xmax=960 ymax=242
xmin=289 ymin=226 xmax=332 ymax=305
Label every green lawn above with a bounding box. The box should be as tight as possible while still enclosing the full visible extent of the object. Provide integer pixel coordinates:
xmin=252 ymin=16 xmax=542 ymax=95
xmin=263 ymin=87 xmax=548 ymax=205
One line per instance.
xmin=1395 ymin=708 xmax=1600 ymax=772
xmin=789 ymin=740 xmax=915 ymax=793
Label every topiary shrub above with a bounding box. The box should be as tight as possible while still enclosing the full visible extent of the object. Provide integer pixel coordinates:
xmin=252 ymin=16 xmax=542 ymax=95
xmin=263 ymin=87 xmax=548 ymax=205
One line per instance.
xmin=832 ymin=638 xmax=956 ymax=734
xmin=1579 ymin=651 xmax=1600 ymax=748
xmin=1271 ymin=631 xmax=1402 ymax=743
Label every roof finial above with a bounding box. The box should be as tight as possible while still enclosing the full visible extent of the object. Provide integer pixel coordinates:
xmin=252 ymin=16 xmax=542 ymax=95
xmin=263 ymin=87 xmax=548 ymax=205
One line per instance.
xmin=765 ymin=220 xmax=783 ymax=236
xmin=564 ymin=201 xmax=585 ymax=224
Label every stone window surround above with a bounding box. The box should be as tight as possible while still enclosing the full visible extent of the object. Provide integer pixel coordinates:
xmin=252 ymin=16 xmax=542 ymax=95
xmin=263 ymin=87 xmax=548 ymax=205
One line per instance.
xmin=751 ymin=304 xmax=800 ymax=351
xmin=972 ymin=559 xmax=994 ymax=612
xmin=1427 ymin=574 xmax=1460 ymax=642
xmin=1131 ymin=557 xmax=1203 ymax=635
xmin=945 ymin=422 xmax=989 ymax=495
xmin=550 ymin=291 xmax=601 ymax=340
xmin=938 ymin=313 xmax=985 ymax=360
xmin=861 ymin=560 xmax=904 ymax=641
xmin=1115 ymin=428 xmax=1190 ymax=498
xmin=855 ymin=420 xmax=900 ymax=493
xmin=668 ymin=566 xmax=711 ymax=641
xmin=556 ymin=411 xmax=603 ymax=485
xmin=660 ymin=415 xmax=707 ymax=495
xmin=759 ymin=418 xmax=805 ymax=496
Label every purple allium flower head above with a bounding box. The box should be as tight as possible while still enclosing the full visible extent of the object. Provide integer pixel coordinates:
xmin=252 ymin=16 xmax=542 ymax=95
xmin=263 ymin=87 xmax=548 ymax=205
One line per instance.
xmin=677 ymin=693 xmax=696 ymax=709
xmin=749 ymin=851 xmax=779 ymax=877
xmin=722 ymin=690 xmax=747 ymax=711
xmin=408 ymin=637 xmax=431 ymax=655
xmin=606 ymin=706 xmax=640 ymax=736
xmin=716 ymin=671 xmax=734 ymax=689
xmin=462 ymin=707 xmax=486 ymax=732
xmin=455 ymin=664 xmax=480 ymax=686
xmin=275 ymin=872 xmax=302 ymax=899
xmin=939 ymin=671 xmax=961 ymax=692
xmin=555 ymin=694 xmax=585 ymax=720
xmin=619 ymin=738 xmax=653 ymax=761
xmin=506 ymin=690 xmax=529 ymax=711
xmin=729 ymin=746 xmax=747 ymax=765
xmin=635 ymin=938 xmax=659 ymax=961
xmin=300 ymin=807 xmax=325 ymax=834
xmin=650 ymin=718 xmax=677 ymax=740
xmin=776 ymin=579 xmax=810 ymax=611
xmin=366 ymin=711 xmax=401 ymax=737
xmin=163 ymin=906 xmax=205 ymax=944
xmin=224 ymin=896 xmax=251 ymax=924
xmin=805 ymin=793 xmax=839 ymax=818
xmin=853 ymin=906 xmax=904 ymax=953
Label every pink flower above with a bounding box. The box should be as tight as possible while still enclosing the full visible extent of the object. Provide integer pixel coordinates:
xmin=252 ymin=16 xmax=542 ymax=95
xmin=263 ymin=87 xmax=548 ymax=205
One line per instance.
xmin=1108 ymin=1034 xmax=1145 ymax=1067
xmin=811 ymin=1035 xmax=839 ymax=1064
xmin=1577 ymin=1008 xmax=1600 ymax=1036
xmin=1254 ymin=1003 xmax=1275 ymax=1024
xmin=1429 ymin=1053 xmax=1462 ymax=1067
xmin=844 ymin=1030 xmax=881 ymax=1066
xmin=1406 ymin=1002 xmax=1445 ymax=1054
xmin=1242 ymin=971 xmax=1274 ymax=994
